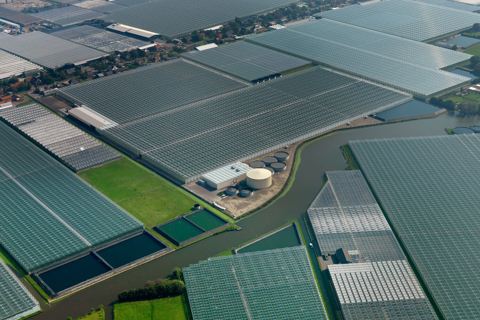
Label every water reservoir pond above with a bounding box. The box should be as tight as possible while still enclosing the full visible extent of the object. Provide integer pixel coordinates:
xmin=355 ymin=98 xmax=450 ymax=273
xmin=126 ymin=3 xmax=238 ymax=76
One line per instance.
xmin=444 ymin=36 xmax=480 ymax=48
xmin=448 ymin=68 xmax=477 ymax=80
xmin=374 ymin=100 xmax=443 ymax=121
xmin=96 ymin=233 xmax=167 ymax=269
xmin=236 ymin=224 xmax=301 ymax=254
xmin=186 ymin=209 xmax=227 ymax=230
xmin=157 ymin=218 xmax=204 ymax=244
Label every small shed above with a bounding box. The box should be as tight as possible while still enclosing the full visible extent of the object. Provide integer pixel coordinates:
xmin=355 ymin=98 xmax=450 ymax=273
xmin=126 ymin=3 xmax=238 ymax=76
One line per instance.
xmin=202 ymin=162 xmax=251 ymax=190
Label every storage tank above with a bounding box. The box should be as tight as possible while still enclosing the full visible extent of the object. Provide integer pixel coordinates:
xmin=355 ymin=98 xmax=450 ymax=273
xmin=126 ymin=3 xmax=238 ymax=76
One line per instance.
xmin=452 ymin=127 xmax=474 ymax=135
xmin=274 ymin=151 xmax=289 ymax=161
xmin=263 ymin=156 xmax=278 ymax=166
xmin=472 ymin=126 xmax=480 ymax=133
xmin=250 ymin=161 xmax=266 ymax=168
xmin=246 ymin=168 xmax=272 ymax=189
xmin=271 ymin=162 xmax=287 ymax=172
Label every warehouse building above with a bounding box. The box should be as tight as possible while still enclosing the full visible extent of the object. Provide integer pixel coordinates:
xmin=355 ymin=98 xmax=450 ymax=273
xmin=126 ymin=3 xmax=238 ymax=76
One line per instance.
xmin=201 ymin=162 xmax=251 ymax=190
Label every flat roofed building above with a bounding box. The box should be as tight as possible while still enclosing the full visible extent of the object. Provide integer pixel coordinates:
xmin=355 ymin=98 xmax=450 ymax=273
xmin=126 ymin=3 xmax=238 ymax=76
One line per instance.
xmin=183 ymin=41 xmax=310 ymax=82
xmin=202 ymin=162 xmax=251 ymax=190
xmin=0 ymin=259 xmax=40 ymax=320
xmin=183 ymin=246 xmax=328 ymax=320
xmin=0 ymin=32 xmax=107 ymax=69
xmin=247 ymin=19 xmax=472 ymax=98
xmin=318 ymin=0 xmax=480 ymax=42
xmin=349 ymin=135 xmax=480 ymax=319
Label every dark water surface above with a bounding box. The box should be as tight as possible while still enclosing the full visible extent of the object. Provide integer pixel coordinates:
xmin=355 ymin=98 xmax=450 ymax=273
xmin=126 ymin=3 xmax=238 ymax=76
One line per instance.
xmin=236 ymin=224 xmax=300 ymax=253
xmin=186 ymin=209 xmax=227 ymax=230
xmin=33 ymin=113 xmax=480 ymax=320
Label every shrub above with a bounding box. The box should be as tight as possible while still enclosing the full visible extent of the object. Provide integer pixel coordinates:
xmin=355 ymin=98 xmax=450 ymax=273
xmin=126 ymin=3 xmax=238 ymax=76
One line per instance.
xmin=118 ymin=279 xmax=185 ymax=303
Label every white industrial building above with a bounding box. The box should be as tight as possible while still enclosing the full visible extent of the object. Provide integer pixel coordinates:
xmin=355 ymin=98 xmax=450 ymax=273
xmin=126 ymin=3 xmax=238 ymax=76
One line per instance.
xmin=202 ymin=162 xmax=251 ymax=190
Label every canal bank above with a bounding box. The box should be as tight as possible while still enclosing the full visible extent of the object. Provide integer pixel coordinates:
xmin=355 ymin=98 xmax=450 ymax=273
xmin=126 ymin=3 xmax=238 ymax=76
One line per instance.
xmin=33 ymin=112 xmax=480 ymax=320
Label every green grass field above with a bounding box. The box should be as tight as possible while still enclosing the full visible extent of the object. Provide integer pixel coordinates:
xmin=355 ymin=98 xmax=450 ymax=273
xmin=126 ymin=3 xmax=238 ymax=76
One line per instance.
xmin=466 ymin=45 xmax=480 ymax=57
xmin=114 ymin=295 xmax=191 ymax=320
xmin=78 ymin=158 xmax=195 ymax=228
xmin=71 ymin=306 xmax=105 ymax=320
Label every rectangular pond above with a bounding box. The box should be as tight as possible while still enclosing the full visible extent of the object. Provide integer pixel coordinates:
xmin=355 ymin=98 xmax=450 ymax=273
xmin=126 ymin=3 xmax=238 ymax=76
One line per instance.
xmin=155 ymin=209 xmax=230 ymax=246
xmin=37 ymin=254 xmax=110 ymax=294
xmin=185 ymin=209 xmax=226 ymax=230
xmin=96 ymin=233 xmax=167 ymax=269
xmin=374 ymin=100 xmax=444 ymax=122
xmin=236 ymin=223 xmax=302 ymax=254
xmin=444 ymin=36 xmax=480 ymax=48
xmin=449 ymin=68 xmax=477 ymax=80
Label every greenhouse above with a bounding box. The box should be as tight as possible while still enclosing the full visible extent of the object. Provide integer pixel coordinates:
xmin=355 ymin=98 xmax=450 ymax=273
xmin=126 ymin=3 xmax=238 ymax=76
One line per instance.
xmin=0 ymin=121 xmax=143 ymax=273
xmin=247 ymin=19 xmax=471 ymax=98
xmin=350 ymin=135 xmax=480 ymax=319
xmin=0 ymin=32 xmax=106 ymax=69
xmin=416 ymin=0 xmax=479 ymax=11
xmin=102 ymin=67 xmax=411 ymax=182
xmin=0 ymin=259 xmax=40 ymax=320
xmin=50 ymin=25 xmax=150 ymax=53
xmin=0 ymin=49 xmax=41 ymax=80
xmin=307 ymin=171 xmax=437 ymax=319
xmin=182 ymin=41 xmax=310 ymax=82
xmin=32 ymin=6 xmax=103 ymax=27
xmin=58 ymin=59 xmax=248 ymax=124
xmin=318 ymin=0 xmax=480 ymax=42
xmin=183 ymin=246 xmax=327 ymax=320
xmin=101 ymin=0 xmax=297 ymax=39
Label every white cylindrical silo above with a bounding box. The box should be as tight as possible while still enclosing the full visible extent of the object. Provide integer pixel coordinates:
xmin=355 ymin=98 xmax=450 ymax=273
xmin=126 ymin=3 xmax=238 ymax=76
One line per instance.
xmin=246 ymin=168 xmax=272 ymax=189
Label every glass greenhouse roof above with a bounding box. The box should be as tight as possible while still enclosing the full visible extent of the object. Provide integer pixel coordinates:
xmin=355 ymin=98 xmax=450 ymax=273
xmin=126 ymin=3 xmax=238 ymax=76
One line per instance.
xmin=415 ymin=0 xmax=480 ymax=12
xmin=0 ymin=32 xmax=106 ymax=69
xmin=102 ymin=67 xmax=411 ymax=182
xmin=350 ymin=135 xmax=480 ymax=319
xmin=0 ymin=259 xmax=40 ymax=320
xmin=247 ymin=19 xmax=471 ymax=98
xmin=50 ymin=25 xmax=150 ymax=53
xmin=0 ymin=103 xmax=120 ymax=172
xmin=102 ymin=0 xmax=296 ymax=39
xmin=319 ymin=0 xmax=480 ymax=42
xmin=183 ymin=246 xmax=327 ymax=320
xmin=59 ymin=59 xmax=248 ymax=124
xmin=31 ymin=6 xmax=103 ymax=27
xmin=182 ymin=41 xmax=310 ymax=81
xmin=0 ymin=121 xmax=143 ymax=273
xmin=308 ymin=170 xmax=437 ymax=319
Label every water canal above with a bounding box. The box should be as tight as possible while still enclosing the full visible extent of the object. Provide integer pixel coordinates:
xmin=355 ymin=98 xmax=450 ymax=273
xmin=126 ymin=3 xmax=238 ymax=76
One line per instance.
xmin=34 ymin=112 xmax=480 ymax=320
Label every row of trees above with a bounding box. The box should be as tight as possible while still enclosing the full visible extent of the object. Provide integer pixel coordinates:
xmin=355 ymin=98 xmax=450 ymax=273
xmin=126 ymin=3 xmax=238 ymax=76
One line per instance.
xmin=429 ymin=97 xmax=456 ymax=111
xmin=457 ymin=102 xmax=480 ymax=115
xmin=118 ymin=268 xmax=185 ymax=303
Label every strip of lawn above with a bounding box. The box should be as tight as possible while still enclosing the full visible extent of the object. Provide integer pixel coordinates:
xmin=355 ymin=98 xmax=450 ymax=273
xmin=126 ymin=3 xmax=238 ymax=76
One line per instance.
xmin=114 ymin=295 xmax=191 ymax=320
xmin=78 ymin=158 xmax=196 ymax=228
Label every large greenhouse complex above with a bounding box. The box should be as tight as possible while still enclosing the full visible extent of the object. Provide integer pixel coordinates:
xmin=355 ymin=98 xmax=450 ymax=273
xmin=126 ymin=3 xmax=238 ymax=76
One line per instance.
xmin=101 ymin=0 xmax=297 ymax=39
xmin=58 ymin=62 xmax=411 ymax=183
xmin=318 ymin=0 xmax=480 ymax=42
xmin=308 ymin=171 xmax=437 ymax=319
xmin=0 ymin=121 xmax=143 ymax=274
xmin=246 ymin=19 xmax=472 ymax=98
xmin=350 ymin=135 xmax=480 ymax=319
xmin=183 ymin=246 xmax=328 ymax=320
xmin=182 ymin=41 xmax=310 ymax=82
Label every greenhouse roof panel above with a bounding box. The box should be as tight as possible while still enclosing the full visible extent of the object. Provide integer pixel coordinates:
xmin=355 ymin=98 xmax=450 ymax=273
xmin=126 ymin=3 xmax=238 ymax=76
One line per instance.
xmin=0 ymin=121 xmax=143 ymax=273
xmin=183 ymin=246 xmax=328 ymax=320
xmin=350 ymin=134 xmax=480 ymax=319
xmin=31 ymin=6 xmax=103 ymax=27
xmin=101 ymin=0 xmax=297 ymax=39
xmin=182 ymin=41 xmax=310 ymax=81
xmin=246 ymin=19 xmax=471 ymax=98
xmin=0 ymin=259 xmax=40 ymax=320
xmin=102 ymin=67 xmax=411 ymax=182
xmin=319 ymin=0 xmax=480 ymax=41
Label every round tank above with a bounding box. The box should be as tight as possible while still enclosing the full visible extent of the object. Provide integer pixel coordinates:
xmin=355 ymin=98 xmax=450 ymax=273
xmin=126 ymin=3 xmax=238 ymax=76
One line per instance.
xmin=271 ymin=162 xmax=287 ymax=172
xmin=274 ymin=151 xmax=289 ymax=161
xmin=250 ymin=161 xmax=266 ymax=168
xmin=246 ymin=168 xmax=272 ymax=189
xmin=472 ymin=126 xmax=480 ymax=133
xmin=225 ymin=186 xmax=238 ymax=196
xmin=239 ymin=189 xmax=253 ymax=197
xmin=452 ymin=127 xmax=474 ymax=135
xmin=263 ymin=156 xmax=278 ymax=166
xmin=265 ymin=167 xmax=275 ymax=175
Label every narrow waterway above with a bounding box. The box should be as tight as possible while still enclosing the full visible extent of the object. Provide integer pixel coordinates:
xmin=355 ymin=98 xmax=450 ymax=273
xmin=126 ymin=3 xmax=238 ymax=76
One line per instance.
xmin=34 ymin=113 xmax=479 ymax=320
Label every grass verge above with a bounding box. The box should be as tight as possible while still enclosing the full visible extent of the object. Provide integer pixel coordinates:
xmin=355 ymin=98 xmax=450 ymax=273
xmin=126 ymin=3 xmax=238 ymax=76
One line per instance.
xmin=70 ymin=306 xmax=105 ymax=320
xmin=445 ymin=128 xmax=454 ymax=135
xmin=114 ymin=295 xmax=192 ymax=320
xmin=340 ymin=144 xmax=360 ymax=170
